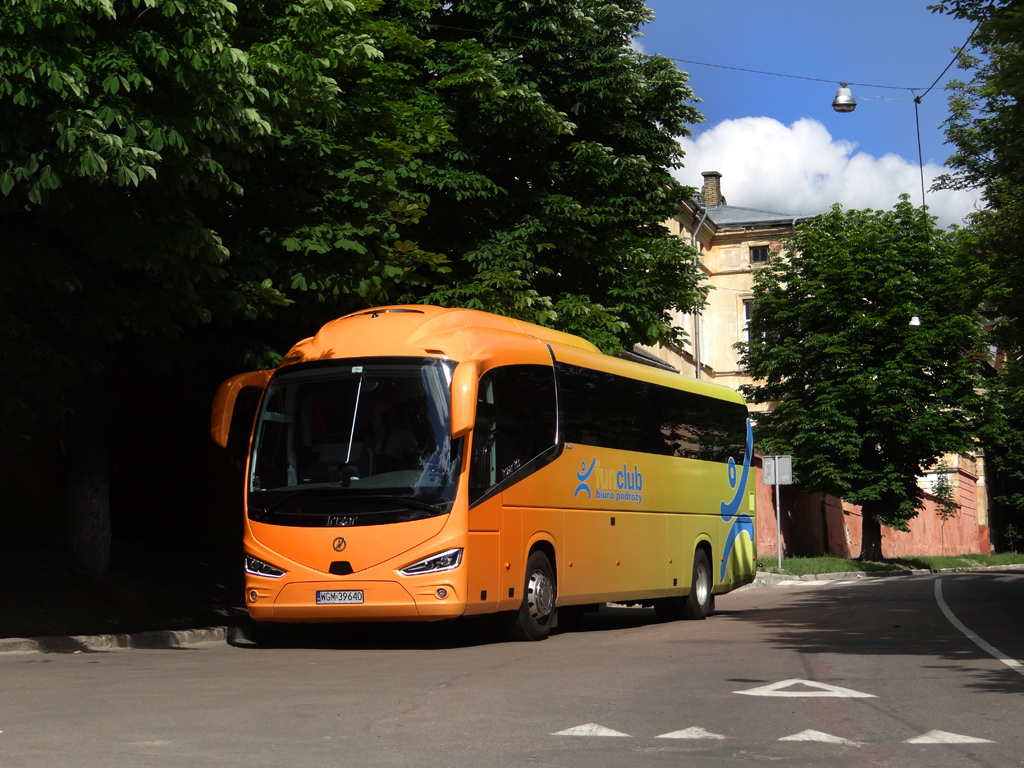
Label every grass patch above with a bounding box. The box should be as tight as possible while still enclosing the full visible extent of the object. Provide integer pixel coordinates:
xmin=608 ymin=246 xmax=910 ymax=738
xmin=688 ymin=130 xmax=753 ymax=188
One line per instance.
xmin=757 ymin=556 xmax=894 ymax=575
xmin=756 ymin=552 xmax=1024 ymax=576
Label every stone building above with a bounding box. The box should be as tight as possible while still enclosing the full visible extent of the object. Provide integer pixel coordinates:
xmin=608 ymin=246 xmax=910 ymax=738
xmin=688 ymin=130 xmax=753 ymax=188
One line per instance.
xmin=645 ymin=170 xmax=806 ymax=397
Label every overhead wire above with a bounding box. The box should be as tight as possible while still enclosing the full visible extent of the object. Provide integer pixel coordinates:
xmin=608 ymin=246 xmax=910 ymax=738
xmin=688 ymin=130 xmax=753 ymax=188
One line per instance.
xmin=393 ymin=13 xmax=981 ymax=211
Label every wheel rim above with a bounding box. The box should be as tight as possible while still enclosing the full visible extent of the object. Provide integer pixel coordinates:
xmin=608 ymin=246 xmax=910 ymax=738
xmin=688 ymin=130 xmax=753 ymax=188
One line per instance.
xmin=526 ymin=568 xmax=554 ymax=623
xmin=694 ymin=560 xmax=709 ymax=606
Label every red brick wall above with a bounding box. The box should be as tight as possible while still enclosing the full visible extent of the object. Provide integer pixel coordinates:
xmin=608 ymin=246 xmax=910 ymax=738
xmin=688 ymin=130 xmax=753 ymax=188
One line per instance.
xmin=754 ymin=460 xmax=984 ymax=559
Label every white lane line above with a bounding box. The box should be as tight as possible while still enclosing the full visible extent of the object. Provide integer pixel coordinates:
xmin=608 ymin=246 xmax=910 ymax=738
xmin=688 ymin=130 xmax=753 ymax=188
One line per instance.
xmin=935 ymin=579 xmax=1024 ymax=677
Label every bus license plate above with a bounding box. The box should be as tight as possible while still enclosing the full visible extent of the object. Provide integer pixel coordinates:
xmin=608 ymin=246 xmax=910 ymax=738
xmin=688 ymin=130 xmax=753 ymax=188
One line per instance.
xmin=316 ymin=590 xmax=364 ymax=605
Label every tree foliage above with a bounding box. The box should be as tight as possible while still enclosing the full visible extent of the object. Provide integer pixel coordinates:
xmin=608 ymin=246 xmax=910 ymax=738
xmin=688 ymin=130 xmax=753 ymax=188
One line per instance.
xmin=931 ymin=1 xmax=1024 ymax=552
xmin=0 ymin=0 xmax=460 ymax=441
xmin=2 ymin=0 xmax=708 ymax=571
xmin=1 ymin=0 xmax=706 ymax=443
xmin=976 ymin=360 xmax=1024 ymax=549
xmin=738 ymin=198 xmax=982 ymax=558
xmin=931 ymin=1 xmax=1024 ymax=365
xmin=2 ymin=0 xmax=253 ymax=437
xmin=411 ymin=0 xmax=707 ymax=354
xmin=0 ymin=0 xmax=466 ymax=570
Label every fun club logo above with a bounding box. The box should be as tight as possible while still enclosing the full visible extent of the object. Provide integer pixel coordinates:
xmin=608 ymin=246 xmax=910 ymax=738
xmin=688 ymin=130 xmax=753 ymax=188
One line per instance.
xmin=574 ymin=459 xmax=643 ymax=504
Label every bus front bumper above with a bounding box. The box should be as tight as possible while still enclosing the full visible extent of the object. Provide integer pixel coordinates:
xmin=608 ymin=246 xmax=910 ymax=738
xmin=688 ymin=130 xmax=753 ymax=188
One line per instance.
xmin=246 ymin=578 xmax=467 ymax=623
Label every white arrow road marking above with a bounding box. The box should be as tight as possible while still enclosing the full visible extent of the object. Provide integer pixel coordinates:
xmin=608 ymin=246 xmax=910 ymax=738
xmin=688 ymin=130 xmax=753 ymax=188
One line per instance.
xmin=735 ymin=678 xmax=876 ymax=698
xmin=995 ymin=576 xmax=1018 ymax=583
xmin=779 ymin=730 xmax=863 ymax=746
xmin=552 ymin=724 xmax=631 ymax=737
xmin=655 ymin=727 xmax=728 ymax=740
xmin=935 ymin=579 xmax=1024 ymax=676
xmin=906 ymin=730 xmax=995 ymax=744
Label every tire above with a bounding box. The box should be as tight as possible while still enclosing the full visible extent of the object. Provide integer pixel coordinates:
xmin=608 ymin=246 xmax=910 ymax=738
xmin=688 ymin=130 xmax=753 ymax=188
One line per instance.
xmin=682 ymin=548 xmax=713 ymax=620
xmin=502 ymin=550 xmax=557 ymax=641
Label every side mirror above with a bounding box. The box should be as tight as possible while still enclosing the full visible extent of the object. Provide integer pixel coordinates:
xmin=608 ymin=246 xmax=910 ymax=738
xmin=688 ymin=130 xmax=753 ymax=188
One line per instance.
xmin=450 ymin=360 xmax=479 ymax=438
xmin=210 ymin=370 xmax=273 ymax=448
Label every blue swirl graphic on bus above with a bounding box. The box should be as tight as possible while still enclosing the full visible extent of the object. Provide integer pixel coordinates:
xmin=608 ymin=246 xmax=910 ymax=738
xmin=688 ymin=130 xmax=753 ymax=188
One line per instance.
xmin=719 ymin=419 xmax=755 ymax=581
xmin=574 ymin=457 xmax=597 ymax=498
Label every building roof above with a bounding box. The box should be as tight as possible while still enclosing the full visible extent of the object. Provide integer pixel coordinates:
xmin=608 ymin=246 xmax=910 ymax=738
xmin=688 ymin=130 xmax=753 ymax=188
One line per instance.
xmin=699 ymin=203 xmax=809 ymax=229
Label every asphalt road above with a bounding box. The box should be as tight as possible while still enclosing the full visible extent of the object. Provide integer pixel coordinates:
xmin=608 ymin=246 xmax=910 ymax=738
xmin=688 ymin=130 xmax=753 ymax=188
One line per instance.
xmin=2 ymin=572 xmax=1022 ymax=768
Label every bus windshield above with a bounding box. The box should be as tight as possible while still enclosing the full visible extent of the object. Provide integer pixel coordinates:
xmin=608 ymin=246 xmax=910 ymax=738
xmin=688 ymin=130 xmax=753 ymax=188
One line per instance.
xmin=248 ymin=358 xmax=461 ymax=526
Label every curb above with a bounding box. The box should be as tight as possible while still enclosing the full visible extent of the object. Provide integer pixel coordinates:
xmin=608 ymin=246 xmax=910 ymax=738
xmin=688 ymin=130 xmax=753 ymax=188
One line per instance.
xmin=749 ymin=563 xmax=1022 ymax=588
xmin=0 ymin=626 xmax=228 ymax=655
xmin=748 ymin=570 xmax=926 ymax=587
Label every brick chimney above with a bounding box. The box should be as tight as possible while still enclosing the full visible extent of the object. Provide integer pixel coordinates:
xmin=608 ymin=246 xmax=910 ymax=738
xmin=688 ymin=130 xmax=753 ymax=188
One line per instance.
xmin=701 ymin=171 xmax=724 ymax=207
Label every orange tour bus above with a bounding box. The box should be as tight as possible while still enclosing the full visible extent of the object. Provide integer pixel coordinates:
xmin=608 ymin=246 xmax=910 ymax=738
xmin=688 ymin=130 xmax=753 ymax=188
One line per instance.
xmin=211 ymin=305 xmax=756 ymax=640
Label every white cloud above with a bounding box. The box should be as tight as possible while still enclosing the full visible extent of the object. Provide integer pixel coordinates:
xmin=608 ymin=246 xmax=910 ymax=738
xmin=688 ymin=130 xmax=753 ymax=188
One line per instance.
xmin=674 ymin=117 xmax=983 ymax=228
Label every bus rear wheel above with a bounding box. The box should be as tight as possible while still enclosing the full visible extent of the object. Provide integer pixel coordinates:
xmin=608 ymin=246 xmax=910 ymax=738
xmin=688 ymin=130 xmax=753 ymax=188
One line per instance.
xmin=503 ymin=550 xmax=556 ymax=641
xmin=682 ymin=548 xmax=713 ymax=620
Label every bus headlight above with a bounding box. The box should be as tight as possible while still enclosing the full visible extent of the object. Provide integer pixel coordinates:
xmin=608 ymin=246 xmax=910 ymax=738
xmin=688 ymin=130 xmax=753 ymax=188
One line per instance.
xmin=245 ymin=554 xmax=286 ymax=579
xmin=399 ymin=548 xmax=463 ymax=576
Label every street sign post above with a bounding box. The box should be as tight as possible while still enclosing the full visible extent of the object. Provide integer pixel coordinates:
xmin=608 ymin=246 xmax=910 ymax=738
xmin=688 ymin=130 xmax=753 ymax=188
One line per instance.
xmin=763 ymin=455 xmax=793 ymax=568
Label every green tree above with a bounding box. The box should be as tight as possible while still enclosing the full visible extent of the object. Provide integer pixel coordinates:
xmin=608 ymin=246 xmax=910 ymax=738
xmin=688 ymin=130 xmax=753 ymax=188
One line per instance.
xmin=738 ymin=198 xmax=982 ymax=560
xmin=976 ymin=360 xmax=1024 ymax=552
xmin=410 ymin=0 xmax=708 ymax=353
xmin=1 ymin=0 xmax=270 ymax=571
xmin=2 ymin=0 xmax=708 ymax=572
xmin=931 ymin=1 xmax=1024 ymax=366
xmin=0 ymin=0 xmax=459 ymax=570
xmin=931 ymin=0 xmax=1024 ymax=555
xmin=210 ymin=0 xmax=465 ymax=352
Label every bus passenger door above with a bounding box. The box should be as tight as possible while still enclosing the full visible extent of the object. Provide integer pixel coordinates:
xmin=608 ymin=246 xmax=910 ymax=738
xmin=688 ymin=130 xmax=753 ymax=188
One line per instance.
xmin=465 ymin=534 xmax=501 ymax=614
xmin=465 ymin=362 xmax=557 ymax=614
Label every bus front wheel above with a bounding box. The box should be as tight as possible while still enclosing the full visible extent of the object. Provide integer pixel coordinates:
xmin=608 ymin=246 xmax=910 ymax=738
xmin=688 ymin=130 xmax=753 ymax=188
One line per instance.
xmin=682 ymin=548 xmax=713 ymax=620
xmin=503 ymin=550 xmax=556 ymax=641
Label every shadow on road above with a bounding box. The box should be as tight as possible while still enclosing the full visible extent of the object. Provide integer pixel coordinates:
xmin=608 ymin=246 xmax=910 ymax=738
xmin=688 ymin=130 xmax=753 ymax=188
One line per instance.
xmin=227 ymin=603 xmax=669 ymax=650
xmin=717 ymin=573 xmax=1024 ymax=696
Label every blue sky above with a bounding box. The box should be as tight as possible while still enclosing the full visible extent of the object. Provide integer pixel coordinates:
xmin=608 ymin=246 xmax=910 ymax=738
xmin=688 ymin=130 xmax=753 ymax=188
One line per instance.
xmin=640 ymin=1 xmax=981 ymax=226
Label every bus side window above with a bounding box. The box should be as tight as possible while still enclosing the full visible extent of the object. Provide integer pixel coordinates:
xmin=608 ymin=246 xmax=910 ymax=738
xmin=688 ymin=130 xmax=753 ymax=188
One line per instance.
xmin=469 ymin=365 xmax=557 ymax=504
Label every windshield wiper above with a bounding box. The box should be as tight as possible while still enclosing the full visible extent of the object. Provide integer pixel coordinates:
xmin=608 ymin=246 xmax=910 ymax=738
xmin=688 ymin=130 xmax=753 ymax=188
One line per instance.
xmin=249 ymin=486 xmax=345 ymax=516
xmin=323 ymin=494 xmax=449 ymax=515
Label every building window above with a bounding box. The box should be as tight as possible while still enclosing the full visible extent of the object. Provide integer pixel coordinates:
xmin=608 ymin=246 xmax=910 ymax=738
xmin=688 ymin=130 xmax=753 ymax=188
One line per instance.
xmin=742 ymin=299 xmax=753 ymax=344
xmin=750 ymin=246 xmax=769 ymax=263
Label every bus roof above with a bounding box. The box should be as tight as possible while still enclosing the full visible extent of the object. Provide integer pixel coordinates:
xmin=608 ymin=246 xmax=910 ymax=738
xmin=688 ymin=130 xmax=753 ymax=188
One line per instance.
xmin=279 ymin=305 xmax=744 ymax=406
